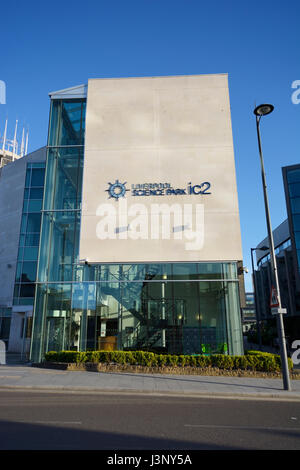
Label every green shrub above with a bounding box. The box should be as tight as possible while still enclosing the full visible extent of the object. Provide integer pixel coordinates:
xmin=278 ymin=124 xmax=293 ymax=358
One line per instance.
xmin=211 ymin=354 xmax=234 ymax=370
xmin=43 ymin=349 xmax=293 ymax=373
xmin=157 ymin=354 xmax=167 ymax=367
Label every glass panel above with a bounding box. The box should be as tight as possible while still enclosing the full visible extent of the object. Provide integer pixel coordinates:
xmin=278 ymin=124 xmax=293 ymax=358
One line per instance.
xmin=36 ymin=213 xmax=51 ymax=282
xmin=294 ymin=232 xmax=300 ymax=249
xmin=25 ymin=233 xmax=40 ymax=246
xmin=60 ymin=101 xmax=84 ymax=146
xmin=26 ymin=213 xmax=41 ymax=232
xmin=23 ymin=246 xmax=39 ymax=261
xmin=48 ymin=100 xmax=60 ymax=147
xmin=15 ymin=262 xmax=23 ymax=282
xmin=172 ymin=263 xmax=198 ymax=280
xmin=289 ymin=182 xmax=300 ymax=198
xmin=31 ymin=169 xmax=45 ymax=187
xmin=81 ymin=101 xmax=86 ymax=142
xmin=287 ymin=169 xmax=300 ymax=184
xmin=45 ymin=283 xmax=72 ymax=352
xmin=292 ymin=214 xmax=300 ymax=232
xmin=46 ymin=317 xmax=66 ymax=352
xmin=30 ymin=285 xmax=47 ymax=362
xmin=290 ymin=197 xmax=300 ymax=214
xmin=198 ymin=281 xmax=228 ymax=354
xmin=14 ymin=284 xmax=20 ymax=297
xmin=31 ymin=163 xmax=45 ymax=169
xmin=48 ymin=99 xmax=85 ymax=147
xmin=29 ymin=188 xmax=44 ymax=199
xmin=297 ymin=251 xmax=300 ymax=270
xmin=20 ymin=214 xmax=27 ymax=233
xmin=47 ymin=211 xmax=76 ymax=282
xmin=22 ymin=199 xmax=29 ymax=212
xmin=27 ymin=200 xmax=42 ymax=212
xmin=20 ymin=283 xmax=35 ymax=298
xmin=18 ymin=234 xmax=25 ymax=246
xmin=44 ymin=148 xmax=83 ymax=211
xmin=17 ymin=246 xmax=24 ymax=260
xmin=18 ymin=261 xmax=37 ymax=282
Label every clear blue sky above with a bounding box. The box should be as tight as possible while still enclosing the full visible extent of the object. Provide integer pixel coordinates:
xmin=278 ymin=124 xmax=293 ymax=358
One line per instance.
xmin=1 ymin=0 xmax=299 ymax=290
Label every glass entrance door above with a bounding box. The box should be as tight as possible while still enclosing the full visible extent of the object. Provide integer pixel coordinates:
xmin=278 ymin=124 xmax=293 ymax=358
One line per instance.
xmin=46 ymin=317 xmax=65 ymax=352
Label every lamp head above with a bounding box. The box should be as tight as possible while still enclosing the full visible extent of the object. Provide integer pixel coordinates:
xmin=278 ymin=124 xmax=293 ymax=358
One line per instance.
xmin=254 ymin=104 xmax=274 ymax=117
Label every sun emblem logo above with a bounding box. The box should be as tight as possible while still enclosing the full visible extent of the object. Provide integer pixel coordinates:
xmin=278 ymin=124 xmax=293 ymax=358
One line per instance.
xmin=106 ymin=180 xmax=129 ymax=200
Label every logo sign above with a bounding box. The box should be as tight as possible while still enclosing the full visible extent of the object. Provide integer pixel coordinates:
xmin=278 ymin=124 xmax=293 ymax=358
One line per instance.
xmin=106 ymin=180 xmax=130 ymax=200
xmin=106 ymin=180 xmax=211 ymax=200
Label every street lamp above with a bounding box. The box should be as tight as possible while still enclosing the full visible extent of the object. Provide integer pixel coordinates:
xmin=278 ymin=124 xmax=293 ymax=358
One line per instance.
xmin=254 ymin=104 xmax=291 ymax=391
xmin=250 ymin=245 xmax=269 ymax=350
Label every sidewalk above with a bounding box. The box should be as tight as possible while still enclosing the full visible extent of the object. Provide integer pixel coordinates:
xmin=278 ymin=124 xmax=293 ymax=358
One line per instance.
xmin=0 ymin=363 xmax=300 ymax=400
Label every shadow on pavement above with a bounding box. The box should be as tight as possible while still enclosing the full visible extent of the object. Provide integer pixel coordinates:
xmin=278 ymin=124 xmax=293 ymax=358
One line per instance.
xmin=0 ymin=419 xmax=235 ymax=451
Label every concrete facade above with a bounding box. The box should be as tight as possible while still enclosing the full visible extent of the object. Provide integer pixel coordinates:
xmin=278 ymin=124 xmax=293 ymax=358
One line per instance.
xmin=80 ymin=74 xmax=243 ymax=264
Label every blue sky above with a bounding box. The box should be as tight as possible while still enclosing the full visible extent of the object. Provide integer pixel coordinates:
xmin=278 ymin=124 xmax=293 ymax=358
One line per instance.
xmin=1 ymin=0 xmax=299 ymax=290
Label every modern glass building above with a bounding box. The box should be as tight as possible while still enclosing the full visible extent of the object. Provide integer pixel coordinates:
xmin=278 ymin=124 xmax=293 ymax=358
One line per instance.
xmin=283 ymin=164 xmax=300 ymax=283
xmin=0 ymin=146 xmax=46 ymax=355
xmin=252 ymin=164 xmax=300 ymax=348
xmin=30 ymin=77 xmax=245 ymax=363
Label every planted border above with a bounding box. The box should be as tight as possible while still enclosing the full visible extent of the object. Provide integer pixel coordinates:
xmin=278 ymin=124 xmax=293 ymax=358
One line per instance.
xmin=44 ymin=350 xmax=293 ymax=373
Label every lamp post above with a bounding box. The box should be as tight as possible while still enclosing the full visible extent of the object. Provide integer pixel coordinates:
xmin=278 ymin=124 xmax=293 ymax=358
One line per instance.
xmin=250 ymin=245 xmax=269 ymax=350
xmin=254 ymin=104 xmax=291 ymax=391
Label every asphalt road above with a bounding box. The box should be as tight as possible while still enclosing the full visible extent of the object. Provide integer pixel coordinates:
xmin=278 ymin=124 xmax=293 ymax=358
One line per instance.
xmin=0 ymin=390 xmax=300 ymax=451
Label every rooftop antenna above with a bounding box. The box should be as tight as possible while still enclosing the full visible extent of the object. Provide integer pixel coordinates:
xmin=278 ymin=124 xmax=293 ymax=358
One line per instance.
xmin=12 ymin=120 xmax=18 ymax=161
xmin=25 ymin=129 xmax=29 ymax=155
xmin=2 ymin=118 xmax=7 ymax=151
xmin=21 ymin=128 xmax=25 ymax=157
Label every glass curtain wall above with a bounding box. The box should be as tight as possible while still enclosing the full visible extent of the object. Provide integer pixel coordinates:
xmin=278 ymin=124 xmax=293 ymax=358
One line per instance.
xmin=286 ymin=167 xmax=300 ymax=273
xmin=14 ymin=163 xmax=45 ymax=306
xmin=30 ymin=97 xmax=243 ymax=363
xmin=30 ymin=99 xmax=86 ymax=362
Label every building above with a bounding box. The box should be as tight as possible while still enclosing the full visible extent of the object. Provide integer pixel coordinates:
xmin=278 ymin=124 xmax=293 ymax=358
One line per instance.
xmin=0 ymin=147 xmax=46 ymax=354
xmin=1 ymin=74 xmax=246 ymax=362
xmin=253 ymin=164 xmax=300 ymax=346
xmin=241 ymin=292 xmax=256 ymax=333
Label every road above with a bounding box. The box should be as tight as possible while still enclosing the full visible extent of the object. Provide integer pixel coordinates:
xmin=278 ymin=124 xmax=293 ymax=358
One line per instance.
xmin=0 ymin=390 xmax=300 ymax=451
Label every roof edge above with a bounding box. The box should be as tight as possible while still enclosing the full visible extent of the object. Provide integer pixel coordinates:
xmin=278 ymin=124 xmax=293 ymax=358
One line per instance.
xmin=49 ymin=84 xmax=87 ymax=99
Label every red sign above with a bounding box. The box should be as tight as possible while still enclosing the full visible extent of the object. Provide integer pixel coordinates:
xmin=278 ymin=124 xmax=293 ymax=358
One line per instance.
xmin=270 ymin=286 xmax=279 ymax=308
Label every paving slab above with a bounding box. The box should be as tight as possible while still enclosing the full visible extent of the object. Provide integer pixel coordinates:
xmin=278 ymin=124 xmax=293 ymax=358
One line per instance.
xmin=0 ymin=364 xmax=300 ymax=400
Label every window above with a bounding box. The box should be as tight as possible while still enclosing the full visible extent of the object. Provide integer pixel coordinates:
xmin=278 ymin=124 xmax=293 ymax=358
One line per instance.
xmin=31 ymin=169 xmax=45 ymax=187
xmin=287 ymin=169 xmax=300 ymax=184
xmin=290 ymin=197 xmax=300 ymax=214
xmin=289 ymin=182 xmax=300 ymax=198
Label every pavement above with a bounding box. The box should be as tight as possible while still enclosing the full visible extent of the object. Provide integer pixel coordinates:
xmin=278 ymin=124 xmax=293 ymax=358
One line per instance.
xmin=1 ymin=362 xmax=300 ymax=400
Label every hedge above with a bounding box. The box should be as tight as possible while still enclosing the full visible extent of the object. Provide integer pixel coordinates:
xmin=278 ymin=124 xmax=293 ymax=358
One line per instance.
xmin=44 ymin=350 xmax=293 ymax=373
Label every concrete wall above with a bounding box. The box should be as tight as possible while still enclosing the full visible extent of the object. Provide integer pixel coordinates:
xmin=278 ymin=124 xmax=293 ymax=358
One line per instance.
xmin=0 ymin=147 xmax=46 ymax=308
xmin=80 ymin=74 xmax=243 ymax=264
